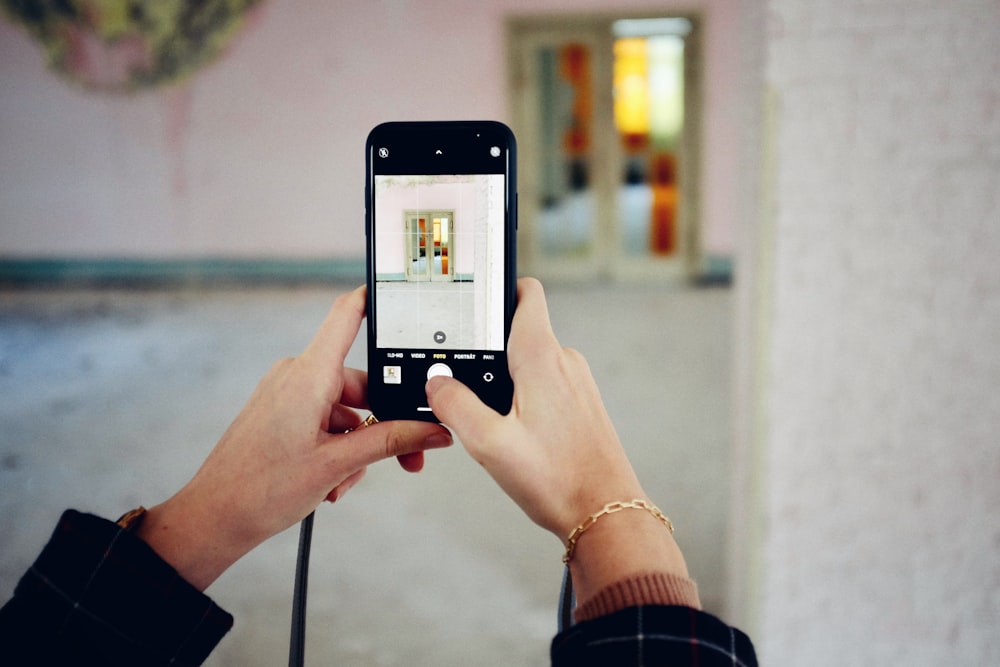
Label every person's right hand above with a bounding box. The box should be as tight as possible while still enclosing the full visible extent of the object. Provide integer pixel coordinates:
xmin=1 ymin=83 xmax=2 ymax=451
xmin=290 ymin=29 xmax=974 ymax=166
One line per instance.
xmin=426 ymin=278 xmax=689 ymax=604
xmin=425 ymin=277 xmax=646 ymax=539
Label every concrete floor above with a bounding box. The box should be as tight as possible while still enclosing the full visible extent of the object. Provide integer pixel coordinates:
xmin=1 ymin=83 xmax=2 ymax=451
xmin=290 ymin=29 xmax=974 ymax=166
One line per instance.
xmin=0 ymin=282 xmax=733 ymax=666
xmin=375 ymin=281 xmax=488 ymax=349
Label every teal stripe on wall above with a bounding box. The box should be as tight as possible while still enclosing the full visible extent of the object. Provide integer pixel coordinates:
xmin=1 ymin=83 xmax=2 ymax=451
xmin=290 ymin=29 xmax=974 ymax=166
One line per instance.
xmin=0 ymin=258 xmax=366 ymax=287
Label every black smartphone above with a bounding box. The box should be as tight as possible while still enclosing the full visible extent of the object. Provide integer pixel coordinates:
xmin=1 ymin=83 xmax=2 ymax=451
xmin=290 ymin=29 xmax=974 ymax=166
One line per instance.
xmin=365 ymin=120 xmax=517 ymax=422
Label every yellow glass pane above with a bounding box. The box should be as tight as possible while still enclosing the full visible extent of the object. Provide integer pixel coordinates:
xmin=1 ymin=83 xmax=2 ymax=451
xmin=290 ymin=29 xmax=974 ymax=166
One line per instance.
xmin=614 ymin=38 xmax=649 ymax=137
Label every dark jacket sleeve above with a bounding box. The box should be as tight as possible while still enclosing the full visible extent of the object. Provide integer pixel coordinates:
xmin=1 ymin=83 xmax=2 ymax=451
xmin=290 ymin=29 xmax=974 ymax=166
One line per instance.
xmin=0 ymin=510 xmax=233 ymax=666
xmin=551 ymin=605 xmax=757 ymax=666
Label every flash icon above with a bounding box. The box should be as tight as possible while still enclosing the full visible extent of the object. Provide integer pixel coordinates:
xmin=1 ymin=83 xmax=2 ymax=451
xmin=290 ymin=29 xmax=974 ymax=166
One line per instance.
xmin=378 ymin=147 xmax=389 ymax=158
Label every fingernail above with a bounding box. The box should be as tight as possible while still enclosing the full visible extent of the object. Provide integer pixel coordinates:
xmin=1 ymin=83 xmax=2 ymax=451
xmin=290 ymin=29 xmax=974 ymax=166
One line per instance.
xmin=424 ymin=432 xmax=452 ymax=449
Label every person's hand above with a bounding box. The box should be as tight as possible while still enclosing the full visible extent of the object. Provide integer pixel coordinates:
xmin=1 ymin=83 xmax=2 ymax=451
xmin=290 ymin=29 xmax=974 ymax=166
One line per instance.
xmin=426 ymin=277 xmax=687 ymax=600
xmin=425 ymin=277 xmax=641 ymax=538
xmin=138 ymin=286 xmax=452 ymax=590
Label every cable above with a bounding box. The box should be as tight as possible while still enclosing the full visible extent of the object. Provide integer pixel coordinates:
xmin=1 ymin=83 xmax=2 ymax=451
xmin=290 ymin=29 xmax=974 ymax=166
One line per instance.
xmin=288 ymin=511 xmax=314 ymax=667
xmin=288 ymin=414 xmax=376 ymax=665
xmin=558 ymin=565 xmax=575 ymax=632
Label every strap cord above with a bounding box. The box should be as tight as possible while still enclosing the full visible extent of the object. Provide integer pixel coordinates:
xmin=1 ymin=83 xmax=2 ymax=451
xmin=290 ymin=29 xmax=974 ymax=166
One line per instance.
xmin=558 ymin=565 xmax=575 ymax=633
xmin=288 ymin=414 xmax=375 ymax=665
xmin=288 ymin=511 xmax=314 ymax=667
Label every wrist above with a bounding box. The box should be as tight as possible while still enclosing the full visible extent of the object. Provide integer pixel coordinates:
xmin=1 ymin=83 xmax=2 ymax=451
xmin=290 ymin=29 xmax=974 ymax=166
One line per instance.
xmin=562 ymin=499 xmax=673 ymax=564
xmin=564 ymin=501 xmax=688 ymax=605
xmin=136 ymin=494 xmax=253 ymax=591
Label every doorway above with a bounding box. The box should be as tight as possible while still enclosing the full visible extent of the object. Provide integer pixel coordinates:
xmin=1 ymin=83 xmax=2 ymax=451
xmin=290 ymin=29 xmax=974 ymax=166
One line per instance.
xmin=508 ymin=14 xmax=702 ymax=282
xmin=404 ymin=211 xmax=455 ymax=282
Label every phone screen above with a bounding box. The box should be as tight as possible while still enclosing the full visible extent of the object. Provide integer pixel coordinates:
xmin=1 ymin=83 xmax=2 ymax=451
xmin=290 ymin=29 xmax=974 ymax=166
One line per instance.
xmin=365 ymin=121 xmax=516 ymax=421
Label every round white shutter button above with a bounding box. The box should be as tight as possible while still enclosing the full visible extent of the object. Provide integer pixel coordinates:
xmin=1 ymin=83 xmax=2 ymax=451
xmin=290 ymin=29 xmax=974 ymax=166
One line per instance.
xmin=427 ymin=363 xmax=453 ymax=380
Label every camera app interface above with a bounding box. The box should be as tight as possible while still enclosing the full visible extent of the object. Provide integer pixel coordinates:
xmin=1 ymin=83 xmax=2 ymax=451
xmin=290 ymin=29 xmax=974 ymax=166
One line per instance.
xmin=373 ymin=173 xmax=506 ymax=352
xmin=370 ymin=161 xmax=511 ymax=418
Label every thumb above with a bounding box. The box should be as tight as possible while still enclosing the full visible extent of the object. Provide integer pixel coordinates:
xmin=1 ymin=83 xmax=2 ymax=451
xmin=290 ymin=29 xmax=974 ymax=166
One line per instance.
xmin=425 ymin=375 xmax=503 ymax=448
xmin=330 ymin=421 xmax=452 ymax=473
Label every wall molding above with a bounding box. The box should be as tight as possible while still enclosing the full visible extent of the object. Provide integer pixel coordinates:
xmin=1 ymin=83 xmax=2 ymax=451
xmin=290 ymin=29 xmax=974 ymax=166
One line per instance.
xmin=0 ymin=258 xmax=366 ymax=288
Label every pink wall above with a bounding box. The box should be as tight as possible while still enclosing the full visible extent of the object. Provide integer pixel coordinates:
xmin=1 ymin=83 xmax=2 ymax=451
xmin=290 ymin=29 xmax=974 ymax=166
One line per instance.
xmin=373 ymin=179 xmax=479 ymax=277
xmin=0 ymin=0 xmax=746 ymax=260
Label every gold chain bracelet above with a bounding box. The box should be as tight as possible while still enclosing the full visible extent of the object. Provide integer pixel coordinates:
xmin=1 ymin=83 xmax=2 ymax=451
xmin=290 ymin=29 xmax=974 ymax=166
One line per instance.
xmin=562 ymin=499 xmax=674 ymax=564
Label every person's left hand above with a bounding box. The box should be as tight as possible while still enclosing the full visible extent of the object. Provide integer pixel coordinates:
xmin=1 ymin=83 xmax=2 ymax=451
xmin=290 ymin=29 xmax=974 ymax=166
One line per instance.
xmin=137 ymin=286 xmax=452 ymax=590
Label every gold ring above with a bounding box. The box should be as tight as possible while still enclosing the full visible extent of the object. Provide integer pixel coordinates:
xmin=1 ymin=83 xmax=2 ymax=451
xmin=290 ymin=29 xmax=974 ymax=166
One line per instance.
xmin=344 ymin=413 xmax=379 ymax=433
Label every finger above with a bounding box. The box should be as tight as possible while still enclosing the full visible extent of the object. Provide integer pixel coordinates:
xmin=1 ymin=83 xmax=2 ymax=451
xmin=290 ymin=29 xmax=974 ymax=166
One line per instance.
xmin=323 ymin=421 xmax=452 ymax=475
xmin=326 ymin=467 xmax=367 ymax=503
xmin=508 ymin=278 xmax=561 ymax=375
xmin=425 ymin=375 xmax=503 ymax=453
xmin=301 ymin=285 xmax=367 ymax=372
xmin=340 ymin=367 xmax=369 ymax=409
xmin=513 ymin=277 xmax=553 ymax=337
xmin=326 ymin=404 xmax=363 ymax=433
xmin=397 ymin=451 xmax=425 ymax=473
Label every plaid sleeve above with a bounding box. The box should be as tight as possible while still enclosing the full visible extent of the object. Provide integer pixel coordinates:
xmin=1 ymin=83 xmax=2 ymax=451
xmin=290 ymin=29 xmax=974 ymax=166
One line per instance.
xmin=0 ymin=510 xmax=233 ymax=666
xmin=551 ymin=605 xmax=758 ymax=666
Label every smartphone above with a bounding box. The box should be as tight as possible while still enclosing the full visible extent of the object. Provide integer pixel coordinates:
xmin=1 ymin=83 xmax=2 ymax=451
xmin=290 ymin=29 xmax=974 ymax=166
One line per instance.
xmin=365 ymin=121 xmax=517 ymax=422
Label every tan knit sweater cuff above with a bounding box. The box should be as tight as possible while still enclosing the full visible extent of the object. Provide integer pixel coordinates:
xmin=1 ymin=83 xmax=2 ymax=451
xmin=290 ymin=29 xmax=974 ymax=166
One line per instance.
xmin=573 ymin=572 xmax=702 ymax=623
